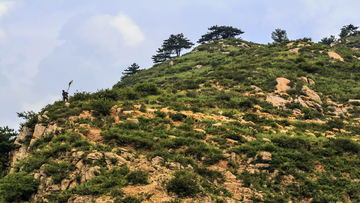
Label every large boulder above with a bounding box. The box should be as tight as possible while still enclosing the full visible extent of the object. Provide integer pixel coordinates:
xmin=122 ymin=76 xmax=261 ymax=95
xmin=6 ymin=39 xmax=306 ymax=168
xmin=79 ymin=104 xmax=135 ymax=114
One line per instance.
xmin=259 ymin=151 xmax=272 ymax=161
xmin=301 ymin=86 xmax=322 ymax=104
xmin=328 ymin=51 xmax=344 ymax=61
xmin=266 ymin=95 xmax=287 ymax=107
xmin=29 ymin=123 xmax=61 ymax=146
xmin=276 ymin=77 xmax=291 ymax=92
xmin=14 ymin=126 xmax=32 ymax=145
xmin=87 ymin=152 xmax=103 ymax=160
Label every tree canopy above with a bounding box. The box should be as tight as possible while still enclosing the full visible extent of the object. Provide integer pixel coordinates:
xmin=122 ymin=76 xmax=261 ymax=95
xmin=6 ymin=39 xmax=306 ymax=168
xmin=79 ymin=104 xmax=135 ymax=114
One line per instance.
xmin=197 ymin=25 xmax=244 ymax=44
xmin=152 ymin=33 xmax=194 ymax=63
xmin=320 ymin=35 xmax=336 ymax=45
xmin=121 ymin=63 xmax=142 ymax=81
xmin=0 ymin=126 xmax=17 ymax=175
xmin=339 ymin=24 xmax=359 ymax=38
xmin=271 ymin=28 xmax=289 ymax=43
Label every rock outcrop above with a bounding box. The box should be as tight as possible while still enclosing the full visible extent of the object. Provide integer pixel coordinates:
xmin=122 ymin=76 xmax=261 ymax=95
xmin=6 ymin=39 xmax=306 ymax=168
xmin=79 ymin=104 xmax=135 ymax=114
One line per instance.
xmin=298 ymin=76 xmax=315 ymax=85
xmin=276 ymin=77 xmax=291 ymax=92
xmin=328 ymin=51 xmax=344 ymax=61
xmin=9 ymin=127 xmax=33 ymax=168
xmin=301 ymin=86 xmax=322 ymax=104
xmin=266 ymin=94 xmax=287 ymax=107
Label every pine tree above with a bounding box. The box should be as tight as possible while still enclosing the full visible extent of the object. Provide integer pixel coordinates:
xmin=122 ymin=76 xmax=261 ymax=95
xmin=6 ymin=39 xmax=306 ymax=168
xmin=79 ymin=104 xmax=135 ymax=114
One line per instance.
xmin=271 ymin=28 xmax=289 ymax=43
xmin=152 ymin=33 xmax=194 ymax=63
xmin=0 ymin=126 xmax=17 ymax=175
xmin=197 ymin=25 xmax=244 ymax=44
xmin=320 ymin=35 xmax=336 ymax=45
xmin=121 ymin=63 xmax=142 ymax=81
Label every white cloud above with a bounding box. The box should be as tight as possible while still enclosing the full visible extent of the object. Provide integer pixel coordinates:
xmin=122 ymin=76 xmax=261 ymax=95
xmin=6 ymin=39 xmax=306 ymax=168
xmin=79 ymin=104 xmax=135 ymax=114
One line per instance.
xmin=77 ymin=12 xmax=145 ymax=53
xmin=0 ymin=1 xmax=14 ymax=18
xmin=109 ymin=13 xmax=145 ymax=46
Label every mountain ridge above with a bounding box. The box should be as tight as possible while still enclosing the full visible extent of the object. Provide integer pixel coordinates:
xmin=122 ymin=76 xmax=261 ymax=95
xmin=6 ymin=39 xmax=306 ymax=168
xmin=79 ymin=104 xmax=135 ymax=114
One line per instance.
xmin=3 ymin=35 xmax=360 ymax=203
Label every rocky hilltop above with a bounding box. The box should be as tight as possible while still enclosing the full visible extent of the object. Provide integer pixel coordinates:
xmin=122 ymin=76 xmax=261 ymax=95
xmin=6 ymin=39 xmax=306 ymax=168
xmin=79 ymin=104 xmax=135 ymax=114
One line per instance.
xmin=3 ymin=36 xmax=360 ymax=203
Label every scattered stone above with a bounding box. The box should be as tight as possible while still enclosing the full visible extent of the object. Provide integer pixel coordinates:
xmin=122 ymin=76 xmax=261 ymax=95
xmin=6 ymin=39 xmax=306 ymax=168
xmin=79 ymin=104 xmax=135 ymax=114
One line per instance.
xmin=230 ymin=152 xmax=236 ymax=162
xmin=308 ymin=78 xmax=315 ymax=85
xmin=185 ymin=164 xmax=194 ymax=171
xmin=126 ymin=118 xmax=139 ymax=124
xmin=168 ymin=162 xmax=182 ymax=170
xmin=68 ymin=195 xmax=94 ymax=203
xmin=87 ymin=152 xmax=103 ymax=160
xmin=259 ymin=152 xmax=272 ymax=161
xmin=169 ymin=61 xmax=174 ymax=66
xmin=289 ymin=48 xmax=300 ymax=53
xmin=299 ymin=76 xmax=308 ymax=83
xmin=65 ymin=102 xmax=70 ymax=107
xmin=85 ymin=166 xmax=101 ymax=181
xmin=151 ymin=156 xmax=164 ymax=166
xmin=61 ymin=179 xmax=70 ymax=191
xmin=194 ymin=65 xmax=203 ymax=69
xmin=47 ymin=184 xmax=60 ymax=192
xmin=263 ymin=138 xmax=271 ymax=142
xmin=75 ymin=160 xmax=84 ymax=170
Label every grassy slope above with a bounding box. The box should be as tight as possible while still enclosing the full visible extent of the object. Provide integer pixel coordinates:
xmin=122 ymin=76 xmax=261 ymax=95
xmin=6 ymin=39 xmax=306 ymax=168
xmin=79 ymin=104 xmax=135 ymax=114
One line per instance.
xmin=3 ymin=37 xmax=360 ymax=203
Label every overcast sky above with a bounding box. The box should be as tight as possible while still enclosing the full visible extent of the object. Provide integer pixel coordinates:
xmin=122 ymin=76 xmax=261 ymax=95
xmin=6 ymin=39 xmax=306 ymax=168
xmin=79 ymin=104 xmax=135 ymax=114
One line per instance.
xmin=1 ymin=0 xmax=359 ymax=131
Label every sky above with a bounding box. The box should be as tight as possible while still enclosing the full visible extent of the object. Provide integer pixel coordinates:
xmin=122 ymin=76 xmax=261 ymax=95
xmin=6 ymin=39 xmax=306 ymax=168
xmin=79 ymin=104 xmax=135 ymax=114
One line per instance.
xmin=1 ymin=0 xmax=360 ymax=131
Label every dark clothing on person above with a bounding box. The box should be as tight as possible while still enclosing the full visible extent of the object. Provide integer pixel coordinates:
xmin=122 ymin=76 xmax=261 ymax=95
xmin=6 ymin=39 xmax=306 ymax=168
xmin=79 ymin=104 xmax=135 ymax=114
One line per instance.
xmin=62 ymin=90 xmax=69 ymax=101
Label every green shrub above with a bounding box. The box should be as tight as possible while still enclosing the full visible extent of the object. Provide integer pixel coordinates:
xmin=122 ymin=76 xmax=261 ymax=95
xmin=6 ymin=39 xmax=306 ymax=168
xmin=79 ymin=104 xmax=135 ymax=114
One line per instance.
xmin=169 ymin=113 xmax=185 ymax=122
xmin=70 ymin=91 xmax=93 ymax=101
xmin=90 ymin=99 xmax=114 ymax=116
xmin=166 ymin=170 xmax=201 ymax=198
xmin=186 ymin=91 xmax=197 ymax=98
xmin=134 ymin=82 xmax=160 ymax=95
xmin=120 ymin=88 xmax=140 ymax=100
xmin=115 ymin=196 xmax=143 ymax=203
xmin=93 ymin=88 xmax=120 ymax=101
xmin=126 ymin=170 xmax=149 ymax=185
xmin=17 ymin=110 xmax=38 ymax=129
xmin=43 ymin=161 xmax=75 ymax=184
xmin=0 ymin=172 xmax=40 ymax=202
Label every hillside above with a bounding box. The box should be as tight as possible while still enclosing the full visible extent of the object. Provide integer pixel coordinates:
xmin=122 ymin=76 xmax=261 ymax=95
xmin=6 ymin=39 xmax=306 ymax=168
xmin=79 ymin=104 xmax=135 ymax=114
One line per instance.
xmin=3 ymin=37 xmax=360 ymax=203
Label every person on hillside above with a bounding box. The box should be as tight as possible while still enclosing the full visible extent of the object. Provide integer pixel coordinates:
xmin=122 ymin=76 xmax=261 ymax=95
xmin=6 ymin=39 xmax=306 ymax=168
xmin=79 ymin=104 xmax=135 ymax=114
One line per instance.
xmin=62 ymin=90 xmax=69 ymax=101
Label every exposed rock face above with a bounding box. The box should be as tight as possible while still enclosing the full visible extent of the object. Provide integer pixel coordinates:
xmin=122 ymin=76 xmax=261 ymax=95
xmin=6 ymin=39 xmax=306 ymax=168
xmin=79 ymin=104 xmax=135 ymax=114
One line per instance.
xmin=296 ymin=96 xmax=309 ymax=108
xmin=276 ymin=77 xmax=291 ymax=92
xmin=9 ymin=127 xmax=33 ymax=168
xmin=328 ymin=51 xmax=344 ymax=61
xmin=266 ymin=95 xmax=287 ymax=107
xmin=301 ymin=86 xmax=322 ymax=104
xmin=30 ymin=124 xmax=46 ymax=145
xmin=14 ymin=126 xmax=32 ymax=145
xmin=29 ymin=123 xmax=61 ymax=146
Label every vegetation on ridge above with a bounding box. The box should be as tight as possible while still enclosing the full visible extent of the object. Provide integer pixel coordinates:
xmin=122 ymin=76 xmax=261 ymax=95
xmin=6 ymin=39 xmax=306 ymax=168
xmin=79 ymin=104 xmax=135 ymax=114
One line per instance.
xmin=3 ymin=24 xmax=360 ymax=202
